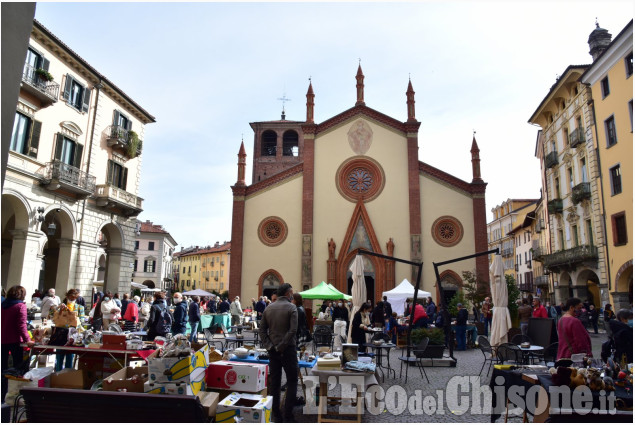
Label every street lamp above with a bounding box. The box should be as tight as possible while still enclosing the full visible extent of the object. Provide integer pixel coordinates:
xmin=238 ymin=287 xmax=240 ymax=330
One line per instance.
xmin=47 ymin=221 xmax=57 ymax=236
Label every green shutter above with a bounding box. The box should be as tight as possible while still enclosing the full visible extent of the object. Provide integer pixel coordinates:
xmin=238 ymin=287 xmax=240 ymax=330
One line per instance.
xmin=63 ymin=75 xmax=72 ymax=101
xmin=113 ymin=110 xmax=120 ymax=126
xmin=54 ymin=134 xmax=63 ymax=160
xmin=106 ymin=160 xmax=113 ymax=185
xmin=126 ymin=120 xmax=132 ymax=131
xmin=82 ymin=88 xmax=91 ymax=113
xmin=28 ymin=120 xmax=42 ymax=158
xmin=41 ymin=58 xmax=50 ymax=72
xmin=73 ymin=143 xmax=83 ymax=168
xmin=122 ymin=167 xmax=128 ymax=190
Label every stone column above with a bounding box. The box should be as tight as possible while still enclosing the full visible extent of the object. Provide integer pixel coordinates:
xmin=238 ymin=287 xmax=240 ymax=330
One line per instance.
xmin=7 ymin=229 xmax=44 ymax=296
xmin=55 ymin=238 xmax=79 ymax=295
xmin=104 ymin=248 xmax=124 ymax=295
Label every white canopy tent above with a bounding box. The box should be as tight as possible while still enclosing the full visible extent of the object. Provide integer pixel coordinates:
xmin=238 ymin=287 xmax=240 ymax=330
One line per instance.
xmin=131 ymin=282 xmax=148 ymax=289
xmin=382 ymin=278 xmax=431 ymax=316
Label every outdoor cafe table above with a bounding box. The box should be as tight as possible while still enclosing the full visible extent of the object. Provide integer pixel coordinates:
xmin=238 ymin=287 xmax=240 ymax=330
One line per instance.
xmin=224 ymin=335 xmax=258 ymax=350
xmin=488 ymin=366 xmax=633 ymax=422
xmin=363 ymin=342 xmax=396 ymax=382
xmin=518 ymin=344 xmax=543 ymax=364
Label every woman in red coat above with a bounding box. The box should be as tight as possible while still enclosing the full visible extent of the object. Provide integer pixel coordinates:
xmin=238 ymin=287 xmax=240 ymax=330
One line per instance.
xmin=2 ymin=285 xmax=34 ymax=402
xmin=556 ymin=297 xmax=592 ymax=360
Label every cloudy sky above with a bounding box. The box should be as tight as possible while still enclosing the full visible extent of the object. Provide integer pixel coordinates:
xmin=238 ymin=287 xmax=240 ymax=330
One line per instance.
xmin=34 ymin=1 xmax=633 ymax=249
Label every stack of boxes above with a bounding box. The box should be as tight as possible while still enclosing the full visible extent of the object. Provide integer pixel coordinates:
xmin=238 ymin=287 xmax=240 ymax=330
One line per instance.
xmin=144 ymin=345 xmax=210 ymax=395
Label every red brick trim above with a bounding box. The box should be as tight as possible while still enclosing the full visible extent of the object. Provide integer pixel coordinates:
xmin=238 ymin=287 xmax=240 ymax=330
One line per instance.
xmin=245 ymin=164 xmax=303 ymax=196
xmin=316 ymin=105 xmax=410 ymax=135
xmin=408 ymin=136 xmax=421 ymax=235
xmin=229 ymin=187 xmax=246 ymax=299
xmin=437 ymin=270 xmax=463 ymax=305
xmin=335 ymin=201 xmax=385 ymax=301
xmin=419 ymin=161 xmax=487 ymax=195
xmin=472 ymin=196 xmax=489 ymax=284
xmin=302 ymin=137 xmax=314 ymax=234
xmin=257 ymin=269 xmax=284 ymax=296
xmin=335 ymin=157 xmax=385 ymax=203
xmin=258 ymin=216 xmax=288 ymax=247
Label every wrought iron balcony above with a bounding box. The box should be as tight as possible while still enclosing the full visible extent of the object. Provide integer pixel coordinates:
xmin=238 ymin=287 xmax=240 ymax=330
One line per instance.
xmin=21 ymin=63 xmax=59 ymax=106
xmin=532 ymin=245 xmax=549 ymax=261
xmin=501 ymin=247 xmax=514 ymax=257
xmin=544 ymin=244 xmax=598 ymax=270
xmin=544 ymin=151 xmax=559 ymax=169
xmin=519 ymin=281 xmax=534 ymax=293
xmin=95 ymin=184 xmax=143 ymax=217
xmin=572 ymin=182 xmax=591 ymax=204
xmin=38 ymin=160 xmax=96 ymax=198
xmin=569 ymin=128 xmax=585 ymax=148
xmin=535 ymin=218 xmax=545 ymax=233
xmin=547 ymin=199 xmax=563 ymax=214
xmin=106 ymin=125 xmax=143 ymax=158
xmin=534 ymin=275 xmax=549 ymax=286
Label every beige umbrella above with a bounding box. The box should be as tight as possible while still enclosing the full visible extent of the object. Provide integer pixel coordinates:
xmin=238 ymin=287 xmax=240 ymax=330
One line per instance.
xmin=347 ymin=255 xmax=366 ymax=343
xmin=489 ymin=254 xmax=511 ymax=346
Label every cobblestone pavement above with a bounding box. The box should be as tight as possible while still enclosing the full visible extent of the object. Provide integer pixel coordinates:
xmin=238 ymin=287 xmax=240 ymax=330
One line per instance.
xmin=289 ymin=328 xmax=613 ymax=423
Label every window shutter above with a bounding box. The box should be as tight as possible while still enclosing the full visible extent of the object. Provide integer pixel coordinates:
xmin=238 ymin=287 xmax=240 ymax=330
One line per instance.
xmin=54 ymin=134 xmax=63 ymax=160
xmin=113 ymin=110 xmax=120 ymax=126
xmin=82 ymin=88 xmax=91 ymax=113
xmin=28 ymin=120 xmax=42 ymax=158
xmin=144 ymin=260 xmax=148 ymax=272
xmin=41 ymin=58 xmax=50 ymax=72
xmin=126 ymin=120 xmax=132 ymax=131
xmin=63 ymin=74 xmax=72 ymax=101
xmin=122 ymin=167 xmax=128 ymax=190
xmin=73 ymin=143 xmax=83 ymax=168
xmin=106 ymin=160 xmax=113 ymax=185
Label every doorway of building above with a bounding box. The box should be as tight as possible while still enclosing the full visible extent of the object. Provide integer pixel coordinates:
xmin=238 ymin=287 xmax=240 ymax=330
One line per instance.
xmin=347 ymin=274 xmax=375 ymax=306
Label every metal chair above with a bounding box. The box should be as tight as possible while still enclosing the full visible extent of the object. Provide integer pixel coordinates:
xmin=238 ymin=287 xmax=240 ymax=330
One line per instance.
xmin=497 ymin=342 xmax=523 ymax=365
xmin=204 ymin=325 xmax=225 ymax=351
xmin=477 ymin=335 xmax=500 ymax=376
xmin=399 ymin=337 xmax=429 ymax=384
xmin=540 ymin=342 xmax=559 ymax=367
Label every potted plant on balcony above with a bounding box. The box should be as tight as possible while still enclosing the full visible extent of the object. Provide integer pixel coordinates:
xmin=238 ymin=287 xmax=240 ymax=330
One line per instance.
xmin=411 ymin=327 xmax=445 ymax=358
xmin=35 ymin=68 xmax=54 ymax=82
xmin=127 ymin=131 xmax=140 ymax=158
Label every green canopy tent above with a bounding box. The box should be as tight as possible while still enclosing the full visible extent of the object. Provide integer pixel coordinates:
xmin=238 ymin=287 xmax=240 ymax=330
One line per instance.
xmin=299 ymin=281 xmax=351 ymax=300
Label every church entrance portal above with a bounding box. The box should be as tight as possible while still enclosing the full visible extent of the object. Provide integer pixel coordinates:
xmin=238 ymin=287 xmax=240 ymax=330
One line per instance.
xmin=347 ymin=274 xmax=375 ymax=306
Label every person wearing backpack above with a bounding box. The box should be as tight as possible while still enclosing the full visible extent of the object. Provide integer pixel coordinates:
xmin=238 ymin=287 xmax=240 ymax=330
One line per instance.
xmin=171 ymin=292 xmax=187 ymax=336
xmin=145 ymin=291 xmax=172 ymax=340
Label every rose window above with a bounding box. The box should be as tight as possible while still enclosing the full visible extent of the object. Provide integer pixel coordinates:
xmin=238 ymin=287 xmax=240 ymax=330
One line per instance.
xmin=336 ymin=157 xmax=385 ymax=203
xmin=258 ymin=217 xmax=288 ymax=246
xmin=431 ymin=216 xmax=463 ymax=247
xmin=348 ymin=168 xmax=373 ymax=193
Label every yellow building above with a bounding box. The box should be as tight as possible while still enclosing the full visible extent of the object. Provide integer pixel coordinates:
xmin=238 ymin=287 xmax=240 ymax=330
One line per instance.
xmin=581 ymin=20 xmax=633 ymax=309
xmin=199 ymin=242 xmax=231 ymax=292
xmin=230 ymin=66 xmax=490 ymax=306
xmin=173 ymin=247 xmax=202 ymax=291
xmin=487 ymin=199 xmax=538 ymax=277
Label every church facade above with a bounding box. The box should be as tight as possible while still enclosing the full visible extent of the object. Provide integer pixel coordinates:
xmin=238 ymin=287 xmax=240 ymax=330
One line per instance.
xmin=229 ymin=66 xmax=489 ymax=306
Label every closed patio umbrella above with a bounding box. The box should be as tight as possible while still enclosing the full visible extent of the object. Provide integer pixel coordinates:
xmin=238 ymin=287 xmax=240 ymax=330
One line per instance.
xmin=489 ymin=254 xmax=511 ymax=347
xmin=347 ymin=255 xmax=366 ymax=343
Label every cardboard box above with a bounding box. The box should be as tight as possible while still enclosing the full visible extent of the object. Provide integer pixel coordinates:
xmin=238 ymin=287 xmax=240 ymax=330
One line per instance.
xmin=50 ymin=368 xmax=85 ymax=389
xmin=205 ymin=361 xmax=267 ymax=392
xmin=102 ymin=366 xmax=148 ymax=393
xmin=341 ymin=343 xmax=359 ymax=366
xmin=317 ymin=357 xmax=341 ymax=370
xmin=102 ymin=334 xmax=126 ymax=350
xmin=197 ymin=391 xmax=221 ymax=418
xmin=216 ymin=392 xmax=273 ymax=423
xmin=216 ymin=388 xmax=267 ymax=401
xmin=147 ymin=345 xmax=209 ymax=395
xmin=144 ymin=381 xmax=191 ymax=395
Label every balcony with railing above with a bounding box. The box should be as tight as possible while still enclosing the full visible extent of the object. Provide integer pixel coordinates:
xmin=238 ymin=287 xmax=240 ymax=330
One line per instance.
xmin=544 ymin=151 xmax=559 ymax=169
xmin=535 ymin=218 xmax=545 ymax=233
xmin=534 ymin=275 xmax=549 ymax=286
xmin=106 ymin=125 xmax=143 ymax=158
xmin=572 ymin=182 xmax=591 ymax=204
xmin=38 ymin=160 xmax=96 ymax=198
xmin=501 ymin=247 xmax=514 ymax=257
xmin=544 ymin=244 xmax=598 ymax=271
xmin=532 ymin=245 xmax=549 ymax=261
xmin=569 ymin=128 xmax=585 ymax=148
xmin=21 ymin=63 xmax=60 ymax=106
xmin=95 ymin=184 xmax=143 ymax=217
xmin=519 ymin=281 xmax=534 ymax=293
xmin=547 ymin=199 xmax=563 ymax=214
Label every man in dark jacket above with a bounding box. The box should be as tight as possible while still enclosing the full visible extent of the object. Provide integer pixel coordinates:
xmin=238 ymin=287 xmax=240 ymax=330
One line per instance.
xmin=610 ymin=309 xmax=633 ymax=364
xmin=259 ymin=284 xmax=298 ymax=423
xmin=188 ymin=296 xmax=201 ymax=343
xmin=219 ymin=298 xmax=230 ymax=313
xmin=207 ymin=297 xmax=218 ymax=313
xmin=455 ymin=303 xmax=469 ymax=351
xmin=171 ymin=292 xmax=188 ymax=335
xmin=382 ymin=296 xmax=392 ymax=319
xmin=255 ymin=296 xmax=266 ymax=320
xmin=425 ymin=297 xmax=436 ymax=324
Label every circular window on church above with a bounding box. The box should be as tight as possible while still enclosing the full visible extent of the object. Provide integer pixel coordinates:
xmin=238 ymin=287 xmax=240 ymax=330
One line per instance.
xmin=431 ymin=216 xmax=464 ymax=247
xmin=336 ymin=157 xmax=385 ymax=203
xmin=258 ymin=216 xmax=288 ymax=247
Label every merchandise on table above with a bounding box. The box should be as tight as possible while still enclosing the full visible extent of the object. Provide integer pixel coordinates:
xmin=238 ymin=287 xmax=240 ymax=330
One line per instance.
xmin=317 ymin=356 xmax=341 ymax=370
xmin=216 ymin=392 xmax=273 ymax=423
xmin=146 ymin=344 xmax=209 ymax=395
xmin=205 ymin=361 xmax=267 ymax=392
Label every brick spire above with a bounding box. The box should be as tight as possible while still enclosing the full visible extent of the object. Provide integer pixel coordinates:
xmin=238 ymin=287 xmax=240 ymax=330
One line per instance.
xmin=236 ymin=140 xmax=247 ymax=186
xmin=406 ymin=78 xmax=416 ymax=122
xmin=355 ymin=64 xmax=365 ymax=106
xmin=470 ymin=134 xmax=483 ymax=183
xmin=306 ymin=79 xmax=315 ymax=123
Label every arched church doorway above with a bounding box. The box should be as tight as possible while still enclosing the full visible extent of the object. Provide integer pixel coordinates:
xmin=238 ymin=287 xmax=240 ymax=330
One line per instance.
xmin=440 ymin=270 xmax=462 ymax=307
xmin=347 ymin=274 xmax=375 ymax=306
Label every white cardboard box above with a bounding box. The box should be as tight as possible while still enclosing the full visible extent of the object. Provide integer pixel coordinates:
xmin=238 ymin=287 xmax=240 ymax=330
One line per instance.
xmin=216 ymin=392 xmax=273 ymax=423
xmin=205 ymin=361 xmax=267 ymax=392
